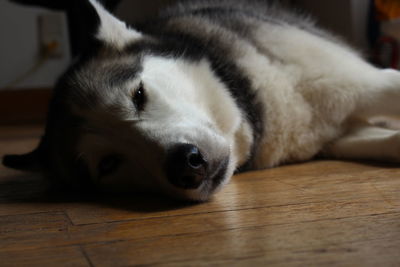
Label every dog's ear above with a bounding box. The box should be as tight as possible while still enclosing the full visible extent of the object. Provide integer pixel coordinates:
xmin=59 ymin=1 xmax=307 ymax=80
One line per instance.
xmin=2 ymin=138 xmax=47 ymax=172
xmin=84 ymin=0 xmax=142 ymax=49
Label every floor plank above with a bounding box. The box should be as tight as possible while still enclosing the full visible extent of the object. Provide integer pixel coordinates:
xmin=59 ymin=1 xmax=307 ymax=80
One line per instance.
xmin=0 ymin=125 xmax=400 ymax=266
xmin=0 ymin=246 xmax=90 ymax=267
xmin=83 ymin=213 xmax=400 ymax=266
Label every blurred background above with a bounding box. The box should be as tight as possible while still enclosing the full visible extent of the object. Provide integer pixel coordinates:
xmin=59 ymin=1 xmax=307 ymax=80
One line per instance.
xmin=0 ymin=0 xmax=398 ymax=124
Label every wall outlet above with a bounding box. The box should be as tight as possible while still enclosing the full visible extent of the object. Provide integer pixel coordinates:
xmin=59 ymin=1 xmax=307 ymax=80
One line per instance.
xmin=38 ymin=13 xmax=64 ymax=58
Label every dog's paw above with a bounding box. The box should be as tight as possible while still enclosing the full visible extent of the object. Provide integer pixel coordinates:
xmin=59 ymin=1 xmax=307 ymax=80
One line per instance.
xmin=370 ymin=116 xmax=400 ymax=130
xmin=387 ymin=132 xmax=400 ymax=162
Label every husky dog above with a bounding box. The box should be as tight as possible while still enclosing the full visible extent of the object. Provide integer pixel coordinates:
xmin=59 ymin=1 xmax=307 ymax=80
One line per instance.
xmin=3 ymin=0 xmax=400 ymax=201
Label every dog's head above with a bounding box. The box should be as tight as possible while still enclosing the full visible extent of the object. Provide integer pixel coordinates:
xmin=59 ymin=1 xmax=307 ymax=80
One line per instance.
xmin=3 ymin=0 xmax=248 ymax=201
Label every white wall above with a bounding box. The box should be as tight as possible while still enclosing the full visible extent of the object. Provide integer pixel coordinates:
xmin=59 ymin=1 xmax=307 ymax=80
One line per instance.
xmin=0 ymin=1 xmax=70 ymax=90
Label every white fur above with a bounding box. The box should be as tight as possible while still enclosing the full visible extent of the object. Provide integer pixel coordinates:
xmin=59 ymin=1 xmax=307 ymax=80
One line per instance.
xmin=89 ymin=0 xmax=142 ymax=49
xmin=231 ymin=24 xmax=400 ymax=168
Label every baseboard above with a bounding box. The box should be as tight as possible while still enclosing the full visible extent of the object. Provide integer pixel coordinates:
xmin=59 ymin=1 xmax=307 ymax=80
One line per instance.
xmin=0 ymin=88 xmax=52 ymax=125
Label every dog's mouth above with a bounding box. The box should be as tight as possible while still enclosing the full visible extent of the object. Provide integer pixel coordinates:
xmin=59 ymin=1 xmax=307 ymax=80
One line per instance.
xmin=166 ymin=157 xmax=229 ymax=191
xmin=188 ymin=156 xmax=230 ymax=201
xmin=208 ymin=156 xmax=229 ymax=187
xmin=164 ymin=143 xmax=230 ymax=194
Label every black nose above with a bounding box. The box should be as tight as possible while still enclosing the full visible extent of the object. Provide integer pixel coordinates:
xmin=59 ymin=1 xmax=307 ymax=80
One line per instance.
xmin=165 ymin=144 xmax=208 ymax=189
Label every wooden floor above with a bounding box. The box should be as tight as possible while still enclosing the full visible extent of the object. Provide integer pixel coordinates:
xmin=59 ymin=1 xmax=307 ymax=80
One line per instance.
xmin=1 ymin=125 xmax=400 ymax=267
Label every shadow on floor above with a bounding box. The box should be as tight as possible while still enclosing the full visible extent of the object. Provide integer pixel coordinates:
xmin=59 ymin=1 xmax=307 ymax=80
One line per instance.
xmin=0 ymin=172 xmax=199 ymax=213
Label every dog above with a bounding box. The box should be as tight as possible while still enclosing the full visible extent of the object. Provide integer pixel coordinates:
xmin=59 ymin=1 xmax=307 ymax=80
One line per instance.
xmin=3 ymin=0 xmax=400 ymax=201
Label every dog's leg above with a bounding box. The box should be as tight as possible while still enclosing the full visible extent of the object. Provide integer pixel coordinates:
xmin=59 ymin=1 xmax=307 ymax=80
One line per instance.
xmin=355 ymin=69 xmax=400 ymax=118
xmin=323 ymin=120 xmax=400 ymax=162
xmin=322 ymin=67 xmax=400 ymax=162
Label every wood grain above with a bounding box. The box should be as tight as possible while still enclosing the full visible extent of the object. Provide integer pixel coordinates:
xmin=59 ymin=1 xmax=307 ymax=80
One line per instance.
xmin=0 ymin=246 xmax=90 ymax=267
xmin=0 ymin=125 xmax=399 ymax=266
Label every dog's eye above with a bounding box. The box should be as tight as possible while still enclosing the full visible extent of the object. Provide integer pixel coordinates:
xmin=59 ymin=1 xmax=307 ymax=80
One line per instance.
xmin=98 ymin=155 xmax=121 ymax=177
xmin=132 ymin=83 xmax=146 ymax=112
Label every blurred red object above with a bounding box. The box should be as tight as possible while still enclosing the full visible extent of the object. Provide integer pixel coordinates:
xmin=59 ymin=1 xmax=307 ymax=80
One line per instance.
xmin=375 ymin=0 xmax=400 ymax=21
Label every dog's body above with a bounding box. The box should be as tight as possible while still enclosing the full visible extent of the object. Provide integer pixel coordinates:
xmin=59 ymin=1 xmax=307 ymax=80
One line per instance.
xmin=3 ymin=0 xmax=400 ymax=200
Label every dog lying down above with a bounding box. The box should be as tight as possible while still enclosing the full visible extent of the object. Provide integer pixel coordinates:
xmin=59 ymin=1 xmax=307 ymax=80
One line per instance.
xmin=3 ymin=0 xmax=400 ymax=201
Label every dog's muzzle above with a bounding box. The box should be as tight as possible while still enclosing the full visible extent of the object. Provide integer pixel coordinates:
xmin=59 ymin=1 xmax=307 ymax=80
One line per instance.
xmin=165 ymin=144 xmax=228 ymax=190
